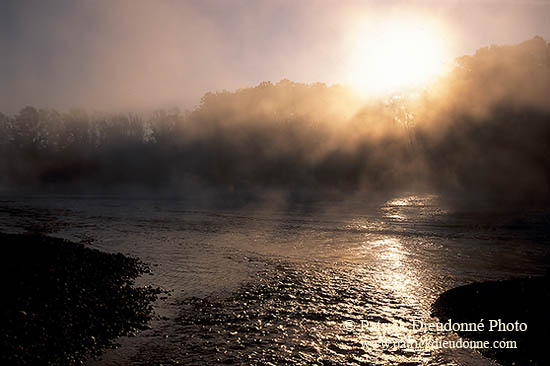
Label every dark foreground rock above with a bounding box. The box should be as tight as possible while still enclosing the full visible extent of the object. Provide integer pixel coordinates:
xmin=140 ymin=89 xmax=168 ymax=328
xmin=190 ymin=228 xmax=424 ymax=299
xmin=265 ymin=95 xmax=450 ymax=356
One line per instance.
xmin=432 ymin=276 xmax=550 ymax=366
xmin=0 ymin=233 xmax=161 ymax=365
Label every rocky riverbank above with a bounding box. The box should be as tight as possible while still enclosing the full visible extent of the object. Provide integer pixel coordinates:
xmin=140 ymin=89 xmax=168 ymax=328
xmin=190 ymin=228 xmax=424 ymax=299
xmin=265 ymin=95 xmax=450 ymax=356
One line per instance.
xmin=432 ymin=276 xmax=550 ymax=366
xmin=0 ymin=233 xmax=161 ymax=365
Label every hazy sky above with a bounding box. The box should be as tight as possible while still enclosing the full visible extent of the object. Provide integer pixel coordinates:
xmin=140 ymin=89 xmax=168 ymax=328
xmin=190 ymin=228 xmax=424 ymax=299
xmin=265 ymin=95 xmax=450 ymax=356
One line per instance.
xmin=1 ymin=0 xmax=549 ymax=113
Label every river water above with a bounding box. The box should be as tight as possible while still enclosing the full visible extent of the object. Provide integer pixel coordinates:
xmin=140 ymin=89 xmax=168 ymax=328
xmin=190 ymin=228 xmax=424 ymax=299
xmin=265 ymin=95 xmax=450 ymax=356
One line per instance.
xmin=1 ymin=194 xmax=548 ymax=365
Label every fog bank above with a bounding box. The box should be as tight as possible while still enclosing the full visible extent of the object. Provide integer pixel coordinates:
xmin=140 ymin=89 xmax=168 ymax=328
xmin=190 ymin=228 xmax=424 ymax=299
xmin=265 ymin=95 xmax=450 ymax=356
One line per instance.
xmin=1 ymin=37 xmax=548 ymax=206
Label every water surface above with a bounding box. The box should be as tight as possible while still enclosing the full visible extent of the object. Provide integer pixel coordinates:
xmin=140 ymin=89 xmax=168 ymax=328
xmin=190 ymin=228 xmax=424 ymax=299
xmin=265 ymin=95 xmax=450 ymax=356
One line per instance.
xmin=1 ymin=194 xmax=548 ymax=365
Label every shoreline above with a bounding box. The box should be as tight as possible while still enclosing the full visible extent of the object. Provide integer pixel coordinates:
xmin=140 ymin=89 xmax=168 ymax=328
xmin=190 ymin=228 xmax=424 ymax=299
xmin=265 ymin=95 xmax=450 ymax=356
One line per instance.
xmin=432 ymin=276 xmax=550 ymax=366
xmin=0 ymin=233 xmax=161 ymax=365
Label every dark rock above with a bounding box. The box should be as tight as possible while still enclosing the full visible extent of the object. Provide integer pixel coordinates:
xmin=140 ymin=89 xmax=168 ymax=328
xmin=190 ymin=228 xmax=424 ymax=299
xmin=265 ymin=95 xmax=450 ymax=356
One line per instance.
xmin=432 ymin=276 xmax=550 ymax=366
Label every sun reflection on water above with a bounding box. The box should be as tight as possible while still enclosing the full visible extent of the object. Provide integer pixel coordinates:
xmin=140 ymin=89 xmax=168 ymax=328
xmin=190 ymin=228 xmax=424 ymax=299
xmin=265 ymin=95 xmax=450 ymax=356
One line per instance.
xmin=347 ymin=232 xmax=444 ymax=363
xmin=368 ymin=237 xmax=416 ymax=303
xmin=338 ymin=195 xmax=461 ymax=363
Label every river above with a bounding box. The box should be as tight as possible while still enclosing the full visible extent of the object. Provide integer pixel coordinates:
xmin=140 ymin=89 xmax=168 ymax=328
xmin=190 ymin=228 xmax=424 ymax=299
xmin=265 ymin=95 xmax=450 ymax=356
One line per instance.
xmin=1 ymin=194 xmax=548 ymax=365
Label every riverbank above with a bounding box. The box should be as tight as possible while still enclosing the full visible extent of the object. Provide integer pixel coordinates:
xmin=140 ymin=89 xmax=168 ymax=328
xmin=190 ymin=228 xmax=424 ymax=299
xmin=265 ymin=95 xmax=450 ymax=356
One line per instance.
xmin=0 ymin=233 xmax=161 ymax=365
xmin=432 ymin=276 xmax=550 ymax=366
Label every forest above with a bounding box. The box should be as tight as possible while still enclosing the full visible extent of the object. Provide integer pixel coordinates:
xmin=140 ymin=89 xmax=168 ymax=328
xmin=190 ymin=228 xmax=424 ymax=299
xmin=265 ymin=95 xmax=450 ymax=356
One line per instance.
xmin=1 ymin=37 xmax=548 ymax=204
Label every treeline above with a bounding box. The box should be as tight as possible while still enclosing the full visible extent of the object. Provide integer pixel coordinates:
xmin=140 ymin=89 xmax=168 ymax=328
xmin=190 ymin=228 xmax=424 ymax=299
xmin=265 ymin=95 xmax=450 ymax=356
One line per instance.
xmin=0 ymin=81 xmax=412 ymax=195
xmin=418 ymin=36 xmax=550 ymax=203
xmin=0 ymin=37 xmax=548 ymax=203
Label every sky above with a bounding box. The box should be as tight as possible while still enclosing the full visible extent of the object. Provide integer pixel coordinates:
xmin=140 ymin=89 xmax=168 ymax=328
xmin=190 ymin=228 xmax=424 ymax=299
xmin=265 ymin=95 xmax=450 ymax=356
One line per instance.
xmin=1 ymin=0 xmax=549 ymax=113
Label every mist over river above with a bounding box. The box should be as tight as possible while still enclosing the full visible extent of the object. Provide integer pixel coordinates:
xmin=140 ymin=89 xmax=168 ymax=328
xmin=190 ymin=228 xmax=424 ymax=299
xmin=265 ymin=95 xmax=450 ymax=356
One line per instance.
xmin=1 ymin=194 xmax=548 ymax=365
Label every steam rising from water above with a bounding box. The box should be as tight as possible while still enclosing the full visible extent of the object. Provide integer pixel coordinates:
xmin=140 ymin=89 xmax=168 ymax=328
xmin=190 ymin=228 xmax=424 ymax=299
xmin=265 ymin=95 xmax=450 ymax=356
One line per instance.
xmin=0 ymin=37 xmax=548 ymax=206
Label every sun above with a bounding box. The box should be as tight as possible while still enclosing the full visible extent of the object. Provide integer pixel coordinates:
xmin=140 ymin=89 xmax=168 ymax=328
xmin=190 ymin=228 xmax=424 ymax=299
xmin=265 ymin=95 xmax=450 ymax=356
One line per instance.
xmin=347 ymin=18 xmax=450 ymax=96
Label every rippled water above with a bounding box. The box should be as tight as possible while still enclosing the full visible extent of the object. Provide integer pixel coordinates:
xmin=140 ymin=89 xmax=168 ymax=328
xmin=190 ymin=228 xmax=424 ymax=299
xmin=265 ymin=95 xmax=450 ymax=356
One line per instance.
xmin=1 ymin=194 xmax=548 ymax=365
